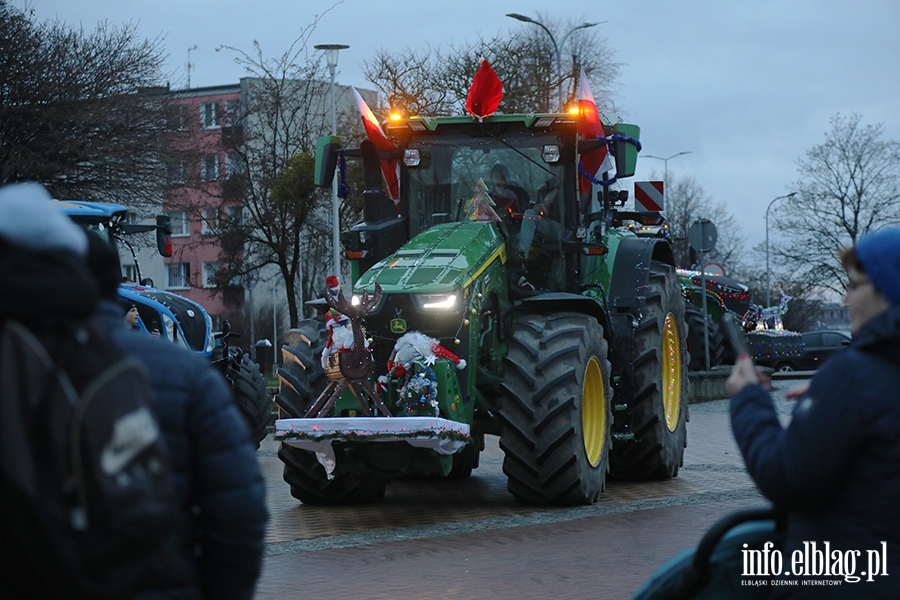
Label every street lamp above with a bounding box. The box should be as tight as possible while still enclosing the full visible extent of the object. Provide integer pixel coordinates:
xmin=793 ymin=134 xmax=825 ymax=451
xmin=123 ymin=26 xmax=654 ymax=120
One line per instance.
xmin=643 ymin=151 xmax=692 ymax=201
xmin=505 ymin=13 xmax=603 ymax=111
xmin=315 ymin=43 xmax=349 ymax=280
xmin=765 ymin=192 xmax=798 ymax=308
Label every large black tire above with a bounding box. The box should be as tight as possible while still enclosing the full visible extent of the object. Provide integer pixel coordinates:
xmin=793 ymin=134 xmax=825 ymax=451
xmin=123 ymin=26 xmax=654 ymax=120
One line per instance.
xmin=229 ymin=352 xmax=272 ymax=449
xmin=277 ymin=444 xmax=388 ymax=505
xmin=446 ymin=439 xmax=481 ymax=480
xmin=275 ymin=317 xmax=328 ymax=418
xmin=610 ymin=262 xmax=688 ymax=479
xmin=685 ymin=306 xmax=725 ymax=371
xmin=275 ymin=317 xmax=388 ymax=504
xmin=499 ymin=313 xmax=613 ymax=505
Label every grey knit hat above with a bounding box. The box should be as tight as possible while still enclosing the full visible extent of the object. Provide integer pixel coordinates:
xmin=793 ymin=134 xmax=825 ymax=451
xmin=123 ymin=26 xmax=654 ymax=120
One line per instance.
xmin=0 ymin=182 xmax=87 ymax=255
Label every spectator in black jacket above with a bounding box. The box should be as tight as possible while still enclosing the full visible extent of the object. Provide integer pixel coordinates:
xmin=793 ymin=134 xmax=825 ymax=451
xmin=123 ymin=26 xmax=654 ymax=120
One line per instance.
xmin=86 ymin=233 xmax=268 ymax=600
xmin=727 ymin=228 xmax=900 ymax=597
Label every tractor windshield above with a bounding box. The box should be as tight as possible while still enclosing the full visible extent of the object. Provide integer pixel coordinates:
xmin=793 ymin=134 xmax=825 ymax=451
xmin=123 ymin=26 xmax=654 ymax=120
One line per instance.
xmin=405 ymin=132 xmax=569 ymax=292
xmin=405 ymin=133 xmax=567 ymax=233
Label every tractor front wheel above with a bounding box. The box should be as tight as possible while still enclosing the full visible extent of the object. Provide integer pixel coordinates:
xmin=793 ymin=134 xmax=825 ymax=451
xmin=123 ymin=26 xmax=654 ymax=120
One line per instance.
xmin=500 ymin=313 xmax=613 ymax=505
xmin=275 ymin=317 xmax=388 ymax=504
xmin=278 ymin=445 xmax=388 ymax=505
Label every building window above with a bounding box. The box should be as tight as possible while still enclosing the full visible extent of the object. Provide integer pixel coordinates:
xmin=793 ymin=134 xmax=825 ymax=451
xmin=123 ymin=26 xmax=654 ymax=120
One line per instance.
xmin=201 ymin=208 xmax=219 ymax=235
xmin=223 ymin=205 xmax=242 ymax=229
xmin=167 ymin=160 xmax=187 ymax=185
xmin=165 ymin=211 xmax=189 ymax=237
xmin=167 ymin=262 xmax=190 ymax=289
xmin=122 ymin=263 xmax=138 ymax=283
xmin=204 ymin=155 xmax=219 ymax=181
xmin=223 ymin=99 xmax=240 ymax=126
xmin=168 ymin=104 xmax=188 ymax=130
xmin=201 ymin=102 xmax=219 ymax=129
xmin=225 ymin=152 xmax=241 ymax=179
xmin=202 ymin=262 xmax=219 ymax=288
xmin=202 ymin=154 xmax=219 ymax=181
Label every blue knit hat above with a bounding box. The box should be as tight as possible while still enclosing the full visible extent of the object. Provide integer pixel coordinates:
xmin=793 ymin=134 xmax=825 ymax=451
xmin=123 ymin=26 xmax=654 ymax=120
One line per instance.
xmin=856 ymin=227 xmax=900 ymax=306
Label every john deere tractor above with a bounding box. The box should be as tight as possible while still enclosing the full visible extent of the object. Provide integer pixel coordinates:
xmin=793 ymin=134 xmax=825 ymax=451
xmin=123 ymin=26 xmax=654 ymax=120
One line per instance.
xmin=58 ymin=200 xmax=272 ymax=447
xmin=275 ymin=108 xmax=689 ymax=505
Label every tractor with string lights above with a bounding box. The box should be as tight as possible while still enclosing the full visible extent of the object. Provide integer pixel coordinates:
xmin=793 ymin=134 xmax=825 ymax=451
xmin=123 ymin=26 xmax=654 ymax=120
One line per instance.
xmin=679 ymin=269 xmax=752 ymax=370
xmin=274 ymin=62 xmax=690 ymax=505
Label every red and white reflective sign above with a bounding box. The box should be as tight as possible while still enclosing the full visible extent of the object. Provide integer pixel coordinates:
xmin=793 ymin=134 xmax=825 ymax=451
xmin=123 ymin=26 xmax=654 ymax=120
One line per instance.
xmin=634 ymin=181 xmax=664 ymax=212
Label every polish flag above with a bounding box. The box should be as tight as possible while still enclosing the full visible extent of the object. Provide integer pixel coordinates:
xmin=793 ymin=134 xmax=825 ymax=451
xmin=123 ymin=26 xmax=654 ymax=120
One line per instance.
xmin=351 ymin=86 xmax=400 ymax=205
xmin=465 ymin=59 xmax=503 ymax=119
xmin=576 ymin=67 xmax=614 ymax=194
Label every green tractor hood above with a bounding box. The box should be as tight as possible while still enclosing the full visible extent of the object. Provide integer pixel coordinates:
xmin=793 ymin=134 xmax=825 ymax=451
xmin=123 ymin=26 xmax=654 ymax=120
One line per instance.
xmin=355 ymin=221 xmax=507 ymax=295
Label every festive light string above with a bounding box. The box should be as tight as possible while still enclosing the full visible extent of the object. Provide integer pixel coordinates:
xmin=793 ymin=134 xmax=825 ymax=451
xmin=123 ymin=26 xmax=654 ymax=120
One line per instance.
xmin=274 ymin=428 xmax=471 ymax=443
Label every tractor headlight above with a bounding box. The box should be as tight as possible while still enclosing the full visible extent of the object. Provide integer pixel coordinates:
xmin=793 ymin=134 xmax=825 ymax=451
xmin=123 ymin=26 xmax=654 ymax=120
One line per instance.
xmin=349 ymin=290 xmax=386 ymax=312
xmin=413 ymin=291 xmax=460 ymax=312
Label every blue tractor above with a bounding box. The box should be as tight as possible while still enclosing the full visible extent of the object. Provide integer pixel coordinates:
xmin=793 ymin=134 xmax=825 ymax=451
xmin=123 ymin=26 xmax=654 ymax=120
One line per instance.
xmin=58 ymin=200 xmax=272 ymax=447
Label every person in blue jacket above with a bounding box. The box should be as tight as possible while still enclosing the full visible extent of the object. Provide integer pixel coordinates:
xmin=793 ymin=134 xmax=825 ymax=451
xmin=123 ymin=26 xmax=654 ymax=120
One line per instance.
xmin=85 ymin=232 xmax=268 ymax=600
xmin=727 ymin=228 xmax=900 ymax=596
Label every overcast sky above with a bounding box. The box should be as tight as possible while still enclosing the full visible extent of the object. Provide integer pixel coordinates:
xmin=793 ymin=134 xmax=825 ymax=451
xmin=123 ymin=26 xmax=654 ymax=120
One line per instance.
xmin=29 ymin=0 xmax=900 ymax=262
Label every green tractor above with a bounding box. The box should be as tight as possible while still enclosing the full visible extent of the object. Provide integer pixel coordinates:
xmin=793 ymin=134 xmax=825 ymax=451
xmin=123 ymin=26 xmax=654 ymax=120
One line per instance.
xmin=275 ymin=108 xmax=689 ymax=506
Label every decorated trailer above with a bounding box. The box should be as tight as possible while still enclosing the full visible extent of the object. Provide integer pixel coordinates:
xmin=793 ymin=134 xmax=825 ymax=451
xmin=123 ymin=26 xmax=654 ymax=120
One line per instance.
xmin=275 ymin=64 xmax=690 ymax=505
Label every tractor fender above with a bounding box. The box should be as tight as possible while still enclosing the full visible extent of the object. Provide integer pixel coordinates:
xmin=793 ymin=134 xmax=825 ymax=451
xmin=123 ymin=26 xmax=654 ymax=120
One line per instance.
xmin=518 ymin=292 xmax=612 ymax=338
xmin=607 ymin=237 xmax=675 ymax=308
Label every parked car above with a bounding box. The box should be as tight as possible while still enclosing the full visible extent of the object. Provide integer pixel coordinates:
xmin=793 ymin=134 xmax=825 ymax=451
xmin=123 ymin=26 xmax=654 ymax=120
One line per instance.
xmin=797 ymin=330 xmax=852 ymax=370
xmin=768 ymin=330 xmax=852 ymax=372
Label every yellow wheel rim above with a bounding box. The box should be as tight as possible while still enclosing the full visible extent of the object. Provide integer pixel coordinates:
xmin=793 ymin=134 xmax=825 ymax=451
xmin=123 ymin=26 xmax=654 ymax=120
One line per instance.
xmin=662 ymin=313 xmax=682 ymax=432
xmin=582 ymin=356 xmax=607 ymax=468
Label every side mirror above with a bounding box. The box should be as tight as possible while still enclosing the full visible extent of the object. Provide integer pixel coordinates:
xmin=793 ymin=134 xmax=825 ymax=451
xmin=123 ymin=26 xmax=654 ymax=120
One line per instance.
xmin=613 ymin=122 xmax=641 ymax=178
xmin=156 ymin=215 xmax=173 ymax=257
xmin=314 ymin=135 xmax=341 ymax=187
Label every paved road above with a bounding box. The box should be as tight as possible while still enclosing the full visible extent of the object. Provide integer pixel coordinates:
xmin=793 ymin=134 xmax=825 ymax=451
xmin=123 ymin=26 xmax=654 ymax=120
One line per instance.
xmin=253 ymin=381 xmax=803 ymax=599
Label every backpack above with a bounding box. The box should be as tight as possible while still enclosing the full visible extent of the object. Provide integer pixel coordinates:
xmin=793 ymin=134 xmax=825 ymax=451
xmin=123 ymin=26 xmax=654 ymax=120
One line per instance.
xmin=0 ymin=316 xmax=180 ymax=599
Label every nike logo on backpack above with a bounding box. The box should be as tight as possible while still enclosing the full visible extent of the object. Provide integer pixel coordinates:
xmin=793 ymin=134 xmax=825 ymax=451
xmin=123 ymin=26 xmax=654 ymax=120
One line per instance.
xmin=100 ymin=407 xmax=160 ymax=476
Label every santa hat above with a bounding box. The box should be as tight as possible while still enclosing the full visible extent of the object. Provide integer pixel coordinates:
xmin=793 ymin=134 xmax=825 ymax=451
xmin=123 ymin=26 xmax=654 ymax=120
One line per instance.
xmin=326 ymin=274 xmax=340 ymax=292
xmin=431 ymin=343 xmax=467 ymax=370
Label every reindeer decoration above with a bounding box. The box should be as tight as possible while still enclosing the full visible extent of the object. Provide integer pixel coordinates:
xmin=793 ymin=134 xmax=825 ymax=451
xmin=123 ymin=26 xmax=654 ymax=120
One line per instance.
xmin=303 ymin=282 xmax=392 ymax=418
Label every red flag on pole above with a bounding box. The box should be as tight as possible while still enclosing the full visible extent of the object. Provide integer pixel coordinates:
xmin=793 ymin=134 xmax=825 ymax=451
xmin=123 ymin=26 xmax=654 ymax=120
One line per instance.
xmin=466 ymin=59 xmax=503 ymax=119
xmin=576 ymin=67 xmax=614 ymax=195
xmin=351 ymin=86 xmax=400 ymax=205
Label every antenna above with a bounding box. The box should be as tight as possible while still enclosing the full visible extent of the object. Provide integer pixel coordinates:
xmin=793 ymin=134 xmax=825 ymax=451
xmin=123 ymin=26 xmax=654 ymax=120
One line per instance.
xmin=186 ymin=45 xmax=198 ymax=88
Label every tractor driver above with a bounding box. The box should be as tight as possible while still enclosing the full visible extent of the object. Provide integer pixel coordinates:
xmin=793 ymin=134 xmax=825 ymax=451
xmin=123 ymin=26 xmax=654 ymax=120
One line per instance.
xmin=515 ymin=177 xmax=562 ymax=258
xmin=489 ymin=164 xmax=529 ymax=216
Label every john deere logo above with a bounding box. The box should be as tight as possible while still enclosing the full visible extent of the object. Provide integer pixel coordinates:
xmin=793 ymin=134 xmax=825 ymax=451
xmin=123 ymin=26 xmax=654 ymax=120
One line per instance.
xmin=390 ymin=318 xmax=407 ymax=334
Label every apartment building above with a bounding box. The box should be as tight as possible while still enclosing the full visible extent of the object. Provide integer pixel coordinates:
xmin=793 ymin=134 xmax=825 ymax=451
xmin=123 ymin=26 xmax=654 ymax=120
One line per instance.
xmin=162 ymin=79 xmax=376 ymax=331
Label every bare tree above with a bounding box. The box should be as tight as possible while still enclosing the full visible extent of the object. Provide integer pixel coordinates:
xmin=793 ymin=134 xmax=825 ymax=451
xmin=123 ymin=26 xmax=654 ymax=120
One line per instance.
xmin=661 ymin=173 xmax=746 ymax=272
xmin=169 ymin=9 xmax=368 ymax=328
xmin=362 ymin=13 xmax=621 ymax=117
xmin=0 ymin=1 xmax=172 ymax=211
xmin=773 ymin=113 xmax=900 ymax=295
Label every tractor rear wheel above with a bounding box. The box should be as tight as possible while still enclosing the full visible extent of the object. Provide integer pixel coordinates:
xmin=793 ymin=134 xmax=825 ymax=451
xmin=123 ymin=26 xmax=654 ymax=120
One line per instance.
xmin=610 ymin=261 xmax=688 ymax=479
xmin=500 ymin=313 xmax=613 ymax=505
xmin=275 ymin=317 xmax=388 ymax=504
xmin=685 ymin=306 xmax=725 ymax=371
xmin=229 ymin=352 xmax=272 ymax=448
